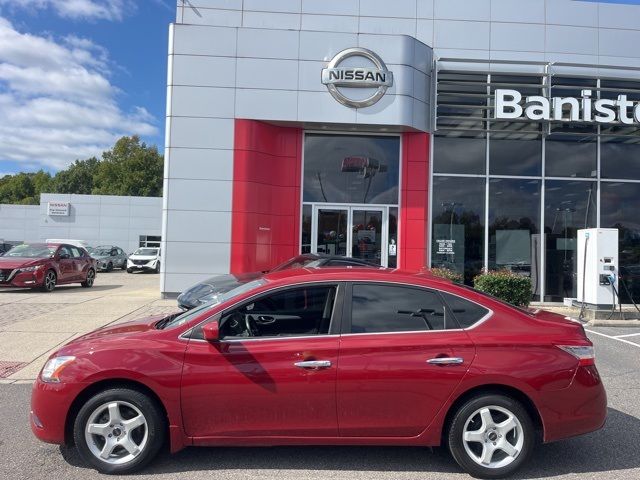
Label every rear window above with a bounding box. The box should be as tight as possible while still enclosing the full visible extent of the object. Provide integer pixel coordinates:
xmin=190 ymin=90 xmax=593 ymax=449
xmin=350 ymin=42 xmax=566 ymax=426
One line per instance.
xmin=440 ymin=292 xmax=490 ymax=328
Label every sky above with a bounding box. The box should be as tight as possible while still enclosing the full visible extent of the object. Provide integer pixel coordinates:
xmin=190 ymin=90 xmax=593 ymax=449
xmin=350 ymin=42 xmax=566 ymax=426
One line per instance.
xmin=0 ymin=0 xmax=174 ymax=176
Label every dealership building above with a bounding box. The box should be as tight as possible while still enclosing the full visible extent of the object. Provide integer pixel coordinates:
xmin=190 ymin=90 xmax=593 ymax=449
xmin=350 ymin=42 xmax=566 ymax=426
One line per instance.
xmin=162 ymin=0 xmax=640 ymax=303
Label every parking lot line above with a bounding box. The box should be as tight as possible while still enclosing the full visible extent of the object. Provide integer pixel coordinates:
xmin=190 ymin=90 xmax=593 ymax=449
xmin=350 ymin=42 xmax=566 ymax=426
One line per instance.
xmin=586 ymin=329 xmax=640 ymax=348
xmin=614 ymin=332 xmax=640 ymax=338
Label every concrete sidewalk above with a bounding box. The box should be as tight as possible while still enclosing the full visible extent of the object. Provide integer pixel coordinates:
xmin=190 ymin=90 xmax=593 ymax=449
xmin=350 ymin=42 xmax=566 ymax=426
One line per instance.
xmin=0 ymin=271 xmax=180 ymax=383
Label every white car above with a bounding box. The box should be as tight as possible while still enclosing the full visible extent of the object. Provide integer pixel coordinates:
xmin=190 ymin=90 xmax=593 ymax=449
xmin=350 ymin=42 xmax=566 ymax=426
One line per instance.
xmin=126 ymin=247 xmax=161 ymax=274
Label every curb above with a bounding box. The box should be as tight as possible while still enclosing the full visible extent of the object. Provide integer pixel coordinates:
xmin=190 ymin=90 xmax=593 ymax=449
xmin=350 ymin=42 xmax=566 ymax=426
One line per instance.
xmin=586 ymin=319 xmax=640 ymax=327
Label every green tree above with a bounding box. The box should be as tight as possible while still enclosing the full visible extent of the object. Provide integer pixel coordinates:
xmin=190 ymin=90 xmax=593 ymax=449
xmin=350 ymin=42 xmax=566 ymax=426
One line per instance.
xmin=0 ymin=171 xmax=53 ymax=205
xmin=93 ymin=136 xmax=164 ymax=197
xmin=53 ymin=158 xmax=98 ymax=194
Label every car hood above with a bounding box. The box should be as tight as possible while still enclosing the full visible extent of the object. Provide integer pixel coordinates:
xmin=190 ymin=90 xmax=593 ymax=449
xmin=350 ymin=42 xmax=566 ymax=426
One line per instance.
xmin=201 ymin=272 xmax=262 ymax=288
xmin=129 ymin=255 xmax=158 ymax=261
xmin=92 ymin=254 xmax=111 ymax=260
xmin=178 ymin=272 xmax=261 ymax=308
xmin=0 ymin=257 xmax=45 ymax=269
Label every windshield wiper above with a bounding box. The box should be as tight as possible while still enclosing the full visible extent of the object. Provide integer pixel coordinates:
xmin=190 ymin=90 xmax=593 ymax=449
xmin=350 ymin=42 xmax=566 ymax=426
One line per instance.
xmin=156 ymin=313 xmax=182 ymax=330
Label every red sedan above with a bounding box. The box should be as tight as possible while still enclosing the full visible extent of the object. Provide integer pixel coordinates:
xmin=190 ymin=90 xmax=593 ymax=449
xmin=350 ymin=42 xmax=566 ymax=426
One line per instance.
xmin=0 ymin=243 xmax=96 ymax=291
xmin=30 ymin=269 xmax=606 ymax=478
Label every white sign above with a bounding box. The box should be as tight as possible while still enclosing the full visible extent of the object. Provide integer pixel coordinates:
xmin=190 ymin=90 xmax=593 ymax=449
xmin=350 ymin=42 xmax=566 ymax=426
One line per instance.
xmin=436 ymin=239 xmax=456 ymax=255
xmin=47 ymin=201 xmax=70 ymax=216
xmin=495 ymin=88 xmax=640 ymax=124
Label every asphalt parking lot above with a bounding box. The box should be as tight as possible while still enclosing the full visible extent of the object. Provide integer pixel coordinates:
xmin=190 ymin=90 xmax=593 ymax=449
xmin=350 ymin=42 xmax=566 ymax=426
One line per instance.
xmin=0 ymin=275 xmax=639 ymax=480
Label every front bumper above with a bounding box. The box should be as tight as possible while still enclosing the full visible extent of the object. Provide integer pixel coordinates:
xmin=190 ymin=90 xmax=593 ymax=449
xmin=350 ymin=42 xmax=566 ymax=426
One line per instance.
xmin=0 ymin=269 xmax=45 ymax=288
xmin=540 ymin=365 xmax=607 ymax=443
xmin=31 ymin=377 xmax=85 ymax=445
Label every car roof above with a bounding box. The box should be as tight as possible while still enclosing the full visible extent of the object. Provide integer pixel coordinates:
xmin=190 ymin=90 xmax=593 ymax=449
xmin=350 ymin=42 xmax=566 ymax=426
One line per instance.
xmin=261 ymin=267 xmax=448 ymax=287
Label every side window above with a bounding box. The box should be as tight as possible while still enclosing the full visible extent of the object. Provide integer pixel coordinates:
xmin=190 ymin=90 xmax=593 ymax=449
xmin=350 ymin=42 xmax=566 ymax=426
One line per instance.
xmin=70 ymin=247 xmax=82 ymax=258
xmin=118 ymin=248 xmax=125 ymax=256
xmin=58 ymin=246 xmax=72 ymax=258
xmin=350 ymin=284 xmax=448 ymax=333
xmin=440 ymin=292 xmax=490 ymax=329
xmin=220 ymin=285 xmax=337 ymax=338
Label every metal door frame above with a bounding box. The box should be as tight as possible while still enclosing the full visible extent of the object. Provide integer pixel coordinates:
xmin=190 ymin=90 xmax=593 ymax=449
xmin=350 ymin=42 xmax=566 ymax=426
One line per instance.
xmin=311 ymin=204 xmax=389 ymax=267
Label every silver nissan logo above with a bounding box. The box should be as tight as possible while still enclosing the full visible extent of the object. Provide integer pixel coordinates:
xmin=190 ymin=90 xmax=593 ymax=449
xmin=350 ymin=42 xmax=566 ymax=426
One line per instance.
xmin=321 ymin=48 xmax=393 ymax=108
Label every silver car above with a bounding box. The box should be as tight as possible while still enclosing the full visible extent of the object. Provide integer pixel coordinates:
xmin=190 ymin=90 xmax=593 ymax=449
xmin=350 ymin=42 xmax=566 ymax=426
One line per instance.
xmin=91 ymin=245 xmax=128 ymax=272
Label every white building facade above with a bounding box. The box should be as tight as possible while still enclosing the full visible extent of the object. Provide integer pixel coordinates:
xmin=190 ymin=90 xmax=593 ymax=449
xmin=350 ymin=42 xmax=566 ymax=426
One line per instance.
xmin=163 ymin=0 xmax=640 ymax=303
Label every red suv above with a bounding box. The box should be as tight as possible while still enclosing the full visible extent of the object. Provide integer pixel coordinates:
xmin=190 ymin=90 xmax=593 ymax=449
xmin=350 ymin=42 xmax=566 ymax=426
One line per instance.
xmin=0 ymin=243 xmax=96 ymax=291
xmin=30 ymin=268 xmax=606 ymax=478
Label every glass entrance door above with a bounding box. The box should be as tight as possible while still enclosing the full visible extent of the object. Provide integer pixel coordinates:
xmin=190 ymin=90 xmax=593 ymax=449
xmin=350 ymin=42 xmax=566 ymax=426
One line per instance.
xmin=311 ymin=205 xmax=388 ymax=266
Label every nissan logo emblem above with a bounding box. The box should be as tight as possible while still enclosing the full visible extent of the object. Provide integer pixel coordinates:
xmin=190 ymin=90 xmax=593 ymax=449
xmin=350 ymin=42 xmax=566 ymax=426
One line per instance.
xmin=321 ymin=48 xmax=394 ymax=108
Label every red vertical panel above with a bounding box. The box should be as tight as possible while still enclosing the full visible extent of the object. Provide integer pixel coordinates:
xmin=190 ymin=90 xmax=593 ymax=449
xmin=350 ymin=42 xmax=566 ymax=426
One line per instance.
xmin=231 ymin=120 xmax=302 ymax=274
xmin=399 ymin=132 xmax=430 ymax=271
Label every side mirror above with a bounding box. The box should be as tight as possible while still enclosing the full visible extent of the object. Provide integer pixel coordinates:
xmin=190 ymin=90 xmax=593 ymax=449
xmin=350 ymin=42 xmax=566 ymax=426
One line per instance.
xmin=202 ymin=322 xmax=219 ymax=342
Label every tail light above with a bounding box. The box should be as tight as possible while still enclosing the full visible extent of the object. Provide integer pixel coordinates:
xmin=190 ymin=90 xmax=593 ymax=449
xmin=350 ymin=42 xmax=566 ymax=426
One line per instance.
xmin=557 ymin=345 xmax=595 ymax=366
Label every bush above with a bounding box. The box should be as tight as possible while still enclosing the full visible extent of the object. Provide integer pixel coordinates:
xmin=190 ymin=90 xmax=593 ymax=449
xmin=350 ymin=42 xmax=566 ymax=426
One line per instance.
xmin=473 ymin=270 xmax=532 ymax=307
xmin=430 ymin=267 xmax=463 ymax=283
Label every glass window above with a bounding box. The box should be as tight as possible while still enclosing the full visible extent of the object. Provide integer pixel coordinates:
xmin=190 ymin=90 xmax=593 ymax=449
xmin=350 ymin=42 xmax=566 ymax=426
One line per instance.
xmin=388 ymin=207 xmax=398 ymax=268
xmin=601 ymin=140 xmax=640 ymax=180
xmin=58 ymin=246 xmax=73 ymax=258
xmin=303 ymin=134 xmax=400 ymax=204
xmin=440 ymin=292 xmax=489 ymax=328
xmin=70 ymin=247 xmax=82 ymax=258
xmin=433 ymin=135 xmax=486 ymax=175
xmin=545 ymin=125 xmax=597 ymax=178
xmin=489 ymin=137 xmax=541 ymax=176
xmin=544 ymin=181 xmax=597 ymax=301
xmin=488 ymin=178 xmax=541 ymax=301
xmin=350 ymin=284 xmax=452 ymax=333
xmin=301 ymin=205 xmax=311 ymax=254
xmin=601 ymin=182 xmax=640 ymax=303
xmin=431 ymin=177 xmax=485 ymax=285
xmin=220 ymin=286 xmax=336 ymax=338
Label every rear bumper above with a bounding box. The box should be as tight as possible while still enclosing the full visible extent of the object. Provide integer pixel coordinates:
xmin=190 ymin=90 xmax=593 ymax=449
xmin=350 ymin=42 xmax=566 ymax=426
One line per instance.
xmin=540 ymin=365 xmax=607 ymax=443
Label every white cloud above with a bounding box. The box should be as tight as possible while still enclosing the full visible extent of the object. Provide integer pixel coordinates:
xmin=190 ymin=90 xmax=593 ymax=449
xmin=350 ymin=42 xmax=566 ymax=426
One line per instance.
xmin=0 ymin=18 xmax=158 ymax=171
xmin=0 ymin=0 xmax=130 ymax=21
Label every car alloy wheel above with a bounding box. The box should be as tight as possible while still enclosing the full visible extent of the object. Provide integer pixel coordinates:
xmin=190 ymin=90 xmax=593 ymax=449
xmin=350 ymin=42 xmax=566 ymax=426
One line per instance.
xmin=82 ymin=269 xmax=95 ymax=288
xmin=447 ymin=393 xmax=533 ymax=479
xmin=42 ymin=270 xmax=56 ymax=292
xmin=73 ymin=388 xmax=164 ymax=474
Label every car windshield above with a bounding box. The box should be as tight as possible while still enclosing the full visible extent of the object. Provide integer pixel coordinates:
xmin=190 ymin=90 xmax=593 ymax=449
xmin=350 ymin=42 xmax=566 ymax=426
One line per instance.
xmin=93 ymin=248 xmax=112 ymax=256
xmin=134 ymin=248 xmax=158 ymax=256
xmin=4 ymin=244 xmax=56 ymax=258
xmin=271 ymin=255 xmax=317 ymax=272
xmin=159 ymin=279 xmax=268 ymax=330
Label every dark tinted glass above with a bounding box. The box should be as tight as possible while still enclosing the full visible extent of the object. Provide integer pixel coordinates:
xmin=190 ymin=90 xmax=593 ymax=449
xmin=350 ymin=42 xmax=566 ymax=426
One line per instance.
xmin=440 ymin=292 xmax=489 ymax=328
xmin=433 ymin=136 xmax=485 ymax=174
xmin=488 ymin=178 xmax=540 ymax=301
xmin=601 ymin=141 xmax=640 ymax=180
xmin=303 ymin=134 xmax=400 ymax=204
xmin=431 ymin=176 xmax=485 ymax=285
xmin=601 ymin=182 xmax=640 ymax=303
xmin=489 ymin=138 xmax=541 ymax=176
xmin=350 ymin=284 xmax=448 ymax=333
xmin=545 ymin=124 xmax=597 ymax=178
xmin=544 ymin=181 xmax=596 ymax=301
xmin=301 ymin=205 xmax=311 ymax=254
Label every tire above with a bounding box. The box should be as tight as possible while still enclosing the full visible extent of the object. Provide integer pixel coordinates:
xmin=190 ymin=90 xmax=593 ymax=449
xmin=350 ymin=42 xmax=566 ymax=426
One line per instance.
xmin=41 ymin=270 xmax=57 ymax=292
xmin=73 ymin=388 xmax=165 ymax=475
xmin=126 ymin=268 xmax=133 ymax=274
xmin=154 ymin=262 xmax=160 ymax=274
xmin=121 ymin=260 xmax=127 ymax=270
xmin=81 ymin=269 xmax=96 ymax=288
xmin=447 ymin=393 xmax=534 ymax=479
xmin=106 ymin=262 xmax=113 ymax=272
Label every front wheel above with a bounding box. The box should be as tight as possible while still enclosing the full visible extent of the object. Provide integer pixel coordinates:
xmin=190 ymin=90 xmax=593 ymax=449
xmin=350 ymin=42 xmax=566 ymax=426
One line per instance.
xmin=154 ymin=262 xmax=160 ymax=274
xmin=447 ymin=394 xmax=534 ymax=479
xmin=81 ymin=269 xmax=95 ymax=288
xmin=73 ymin=388 xmax=165 ymax=474
xmin=41 ymin=270 xmax=57 ymax=292
xmin=106 ymin=262 xmax=113 ymax=272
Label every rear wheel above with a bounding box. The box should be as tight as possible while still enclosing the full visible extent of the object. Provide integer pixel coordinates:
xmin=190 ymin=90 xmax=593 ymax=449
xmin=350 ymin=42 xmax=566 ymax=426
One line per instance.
xmin=81 ymin=269 xmax=95 ymax=288
xmin=41 ymin=270 xmax=56 ymax=292
xmin=106 ymin=262 xmax=113 ymax=272
xmin=447 ymin=393 xmax=534 ymax=479
xmin=73 ymin=388 xmax=165 ymax=474
xmin=121 ymin=260 xmax=127 ymax=270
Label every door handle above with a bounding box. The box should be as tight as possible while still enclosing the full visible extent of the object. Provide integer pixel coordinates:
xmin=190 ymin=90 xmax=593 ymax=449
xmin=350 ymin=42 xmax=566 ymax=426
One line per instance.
xmin=426 ymin=357 xmax=464 ymax=366
xmin=294 ymin=360 xmax=332 ymax=369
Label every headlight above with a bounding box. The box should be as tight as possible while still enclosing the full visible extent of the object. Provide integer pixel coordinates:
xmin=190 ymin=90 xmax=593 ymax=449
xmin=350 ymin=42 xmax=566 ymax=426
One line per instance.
xmin=41 ymin=356 xmax=75 ymax=383
xmin=19 ymin=265 xmax=43 ymax=272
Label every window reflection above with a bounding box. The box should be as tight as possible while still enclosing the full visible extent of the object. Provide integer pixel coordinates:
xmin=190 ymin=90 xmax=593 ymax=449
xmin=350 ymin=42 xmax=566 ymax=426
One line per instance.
xmin=431 ymin=177 xmax=485 ymax=285
xmin=303 ymin=134 xmax=400 ymax=204
xmin=601 ymin=182 xmax=640 ymax=303
xmin=489 ymin=178 xmax=541 ymax=301
xmin=546 ymin=124 xmax=597 ymax=178
xmin=433 ymin=135 xmax=485 ymax=175
xmin=601 ymin=140 xmax=640 ymax=180
xmin=544 ymin=181 xmax=597 ymax=301
xmin=489 ymin=137 xmax=541 ymax=176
